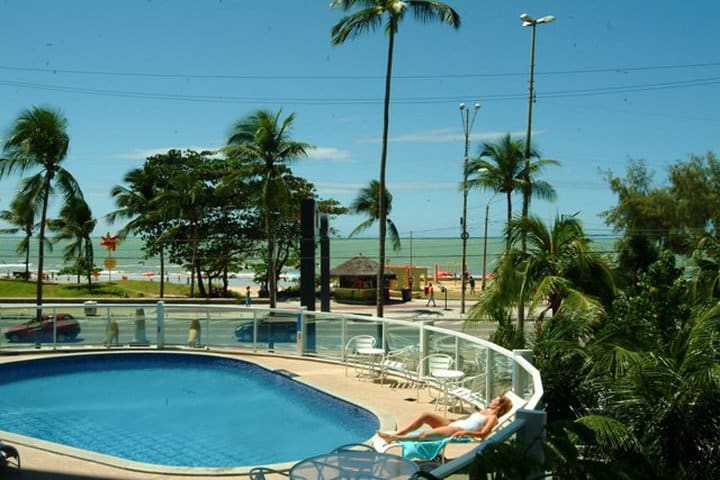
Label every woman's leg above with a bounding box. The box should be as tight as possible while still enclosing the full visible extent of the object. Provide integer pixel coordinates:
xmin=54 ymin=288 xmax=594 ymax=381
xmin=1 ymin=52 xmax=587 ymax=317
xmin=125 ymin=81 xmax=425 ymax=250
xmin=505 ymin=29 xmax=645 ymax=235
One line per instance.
xmin=378 ymin=411 xmax=450 ymax=441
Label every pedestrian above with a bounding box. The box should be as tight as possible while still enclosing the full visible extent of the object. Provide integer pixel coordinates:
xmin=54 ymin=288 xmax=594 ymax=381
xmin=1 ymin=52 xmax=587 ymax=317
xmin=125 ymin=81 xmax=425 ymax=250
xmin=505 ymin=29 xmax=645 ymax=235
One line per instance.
xmin=426 ymin=282 xmax=436 ymax=307
xmin=468 ymin=275 xmax=476 ymax=295
xmin=245 ymin=285 xmax=252 ymax=307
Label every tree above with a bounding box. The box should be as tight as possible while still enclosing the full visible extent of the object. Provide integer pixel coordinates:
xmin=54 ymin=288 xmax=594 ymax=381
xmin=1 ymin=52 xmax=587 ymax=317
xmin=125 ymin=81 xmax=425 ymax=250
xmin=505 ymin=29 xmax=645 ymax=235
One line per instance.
xmin=0 ymin=106 xmax=82 ymax=310
xmin=48 ymin=197 xmax=96 ymax=286
xmin=0 ymin=193 xmax=41 ymax=278
xmin=225 ymin=109 xmax=313 ymax=308
xmin=349 ymin=180 xmax=401 ymax=251
xmin=471 ymin=214 xmax=615 ymax=335
xmin=467 ymin=134 xmax=557 ymax=247
xmin=331 ymin=0 xmax=460 ymax=317
xmin=107 ymin=160 xmax=173 ymax=297
xmin=467 ymin=134 xmax=527 ymax=246
xmin=582 ymin=255 xmax=720 ymax=478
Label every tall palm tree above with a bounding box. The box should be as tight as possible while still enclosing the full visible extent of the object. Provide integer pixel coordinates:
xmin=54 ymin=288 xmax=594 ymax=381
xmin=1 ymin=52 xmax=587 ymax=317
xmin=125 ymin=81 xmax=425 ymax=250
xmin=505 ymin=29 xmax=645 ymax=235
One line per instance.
xmin=466 ymin=133 xmax=557 ymax=247
xmin=331 ymin=0 xmax=461 ymax=317
xmin=225 ymin=109 xmax=313 ymax=308
xmin=466 ymin=134 xmax=527 ymax=246
xmin=0 ymin=193 xmax=40 ymax=278
xmin=48 ymin=197 xmax=96 ymax=286
xmin=152 ymin=171 xmax=210 ymax=297
xmin=349 ymin=180 xmax=401 ymax=251
xmin=0 ymin=106 xmax=81 ymax=310
xmin=107 ymin=161 xmax=174 ymax=298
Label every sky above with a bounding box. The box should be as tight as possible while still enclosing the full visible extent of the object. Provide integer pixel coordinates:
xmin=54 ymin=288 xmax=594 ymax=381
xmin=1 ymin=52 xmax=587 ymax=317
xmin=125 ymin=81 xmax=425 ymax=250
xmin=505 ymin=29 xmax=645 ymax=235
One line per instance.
xmin=0 ymin=0 xmax=718 ymax=240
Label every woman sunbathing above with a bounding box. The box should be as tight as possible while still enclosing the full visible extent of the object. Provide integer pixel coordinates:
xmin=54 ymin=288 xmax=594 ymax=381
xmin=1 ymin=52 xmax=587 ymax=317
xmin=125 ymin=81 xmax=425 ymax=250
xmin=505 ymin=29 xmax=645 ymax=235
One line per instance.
xmin=377 ymin=395 xmax=512 ymax=442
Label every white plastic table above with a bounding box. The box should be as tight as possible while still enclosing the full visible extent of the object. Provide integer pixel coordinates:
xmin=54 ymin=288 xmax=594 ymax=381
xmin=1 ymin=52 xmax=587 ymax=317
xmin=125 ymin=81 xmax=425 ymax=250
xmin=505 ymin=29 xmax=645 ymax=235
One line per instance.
xmin=290 ymin=450 xmax=418 ymax=480
xmin=431 ymin=368 xmax=465 ymax=415
xmin=356 ymin=347 xmax=386 ymax=380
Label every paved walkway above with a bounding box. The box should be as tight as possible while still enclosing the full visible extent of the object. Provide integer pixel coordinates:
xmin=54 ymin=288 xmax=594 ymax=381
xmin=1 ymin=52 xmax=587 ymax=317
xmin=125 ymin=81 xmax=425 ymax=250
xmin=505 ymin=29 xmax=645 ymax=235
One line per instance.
xmin=0 ymin=351 xmax=476 ymax=480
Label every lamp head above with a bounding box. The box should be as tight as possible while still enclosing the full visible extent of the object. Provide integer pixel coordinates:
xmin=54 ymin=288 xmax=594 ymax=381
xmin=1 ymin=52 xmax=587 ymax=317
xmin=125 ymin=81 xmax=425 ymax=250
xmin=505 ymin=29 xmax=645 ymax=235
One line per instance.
xmin=520 ymin=13 xmax=532 ymax=22
xmin=537 ymin=15 xmax=555 ymax=24
xmin=459 ymin=103 xmax=466 ymax=111
xmin=474 ymin=103 xmax=481 ymax=110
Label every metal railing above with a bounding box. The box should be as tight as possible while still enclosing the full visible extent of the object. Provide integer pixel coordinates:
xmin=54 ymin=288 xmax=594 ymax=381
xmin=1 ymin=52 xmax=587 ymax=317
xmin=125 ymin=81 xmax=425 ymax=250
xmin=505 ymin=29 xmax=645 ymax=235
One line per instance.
xmin=0 ymin=301 xmax=545 ymax=478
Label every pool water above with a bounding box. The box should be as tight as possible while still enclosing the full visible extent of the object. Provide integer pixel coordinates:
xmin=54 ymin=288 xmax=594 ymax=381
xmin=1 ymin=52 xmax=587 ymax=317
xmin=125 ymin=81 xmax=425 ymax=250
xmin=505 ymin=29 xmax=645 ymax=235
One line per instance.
xmin=0 ymin=353 xmax=378 ymax=467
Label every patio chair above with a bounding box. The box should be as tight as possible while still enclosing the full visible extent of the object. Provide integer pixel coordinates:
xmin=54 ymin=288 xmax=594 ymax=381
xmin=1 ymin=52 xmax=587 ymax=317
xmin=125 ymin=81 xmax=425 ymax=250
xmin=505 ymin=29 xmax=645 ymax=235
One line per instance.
xmin=0 ymin=441 xmax=20 ymax=470
xmin=332 ymin=443 xmax=376 ymax=453
xmin=248 ymin=467 xmax=288 ymax=480
xmin=343 ymin=334 xmax=377 ymax=377
xmin=447 ymin=373 xmax=486 ymax=410
xmin=416 ymin=354 xmax=454 ymax=401
xmin=379 ymin=344 xmax=418 ymax=386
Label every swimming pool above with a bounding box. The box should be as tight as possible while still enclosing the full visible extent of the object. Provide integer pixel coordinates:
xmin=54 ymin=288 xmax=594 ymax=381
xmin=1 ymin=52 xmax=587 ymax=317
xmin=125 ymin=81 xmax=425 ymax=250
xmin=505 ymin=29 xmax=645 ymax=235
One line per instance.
xmin=0 ymin=352 xmax=379 ymax=470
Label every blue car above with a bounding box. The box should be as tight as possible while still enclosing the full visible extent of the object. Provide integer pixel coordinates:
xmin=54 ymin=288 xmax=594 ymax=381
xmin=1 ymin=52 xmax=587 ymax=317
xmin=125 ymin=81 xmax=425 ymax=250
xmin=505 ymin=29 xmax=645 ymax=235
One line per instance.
xmin=234 ymin=318 xmax=297 ymax=343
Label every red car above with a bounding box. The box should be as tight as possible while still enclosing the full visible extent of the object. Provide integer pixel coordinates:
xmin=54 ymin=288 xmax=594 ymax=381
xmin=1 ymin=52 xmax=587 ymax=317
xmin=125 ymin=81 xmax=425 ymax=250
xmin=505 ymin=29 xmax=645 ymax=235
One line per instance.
xmin=4 ymin=313 xmax=81 ymax=343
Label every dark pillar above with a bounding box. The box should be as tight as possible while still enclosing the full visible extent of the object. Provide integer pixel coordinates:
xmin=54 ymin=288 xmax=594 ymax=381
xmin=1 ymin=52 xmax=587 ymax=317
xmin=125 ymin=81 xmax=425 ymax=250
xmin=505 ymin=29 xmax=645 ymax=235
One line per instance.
xmin=319 ymin=214 xmax=331 ymax=312
xmin=300 ymin=199 xmax=315 ymax=311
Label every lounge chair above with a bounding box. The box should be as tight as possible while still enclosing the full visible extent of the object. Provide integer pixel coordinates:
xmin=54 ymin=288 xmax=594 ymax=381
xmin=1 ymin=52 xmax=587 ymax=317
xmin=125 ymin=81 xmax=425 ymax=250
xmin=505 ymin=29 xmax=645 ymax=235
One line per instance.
xmin=373 ymin=391 xmax=527 ymax=462
xmin=0 ymin=441 xmax=20 ymax=470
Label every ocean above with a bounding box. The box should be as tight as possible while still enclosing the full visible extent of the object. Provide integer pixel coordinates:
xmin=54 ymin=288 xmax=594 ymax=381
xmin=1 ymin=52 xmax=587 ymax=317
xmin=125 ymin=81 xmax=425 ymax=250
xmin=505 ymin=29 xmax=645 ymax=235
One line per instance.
xmin=0 ymin=235 xmax=619 ymax=285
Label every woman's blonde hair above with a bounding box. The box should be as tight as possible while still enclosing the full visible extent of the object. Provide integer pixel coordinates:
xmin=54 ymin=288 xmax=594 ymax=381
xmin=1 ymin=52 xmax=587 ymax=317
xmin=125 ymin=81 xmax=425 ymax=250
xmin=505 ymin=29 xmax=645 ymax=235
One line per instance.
xmin=496 ymin=395 xmax=512 ymax=417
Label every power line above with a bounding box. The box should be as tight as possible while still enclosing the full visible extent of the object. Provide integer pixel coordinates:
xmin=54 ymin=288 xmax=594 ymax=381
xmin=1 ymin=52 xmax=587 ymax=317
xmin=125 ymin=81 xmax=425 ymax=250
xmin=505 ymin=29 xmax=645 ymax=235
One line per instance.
xmin=0 ymin=61 xmax=718 ymax=80
xmin=1 ymin=76 xmax=718 ymax=106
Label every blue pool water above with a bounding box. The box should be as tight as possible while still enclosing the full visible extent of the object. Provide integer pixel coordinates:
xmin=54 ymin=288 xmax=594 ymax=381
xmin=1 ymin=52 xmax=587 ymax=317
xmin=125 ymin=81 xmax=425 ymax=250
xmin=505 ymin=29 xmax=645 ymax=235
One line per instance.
xmin=0 ymin=353 xmax=378 ymax=468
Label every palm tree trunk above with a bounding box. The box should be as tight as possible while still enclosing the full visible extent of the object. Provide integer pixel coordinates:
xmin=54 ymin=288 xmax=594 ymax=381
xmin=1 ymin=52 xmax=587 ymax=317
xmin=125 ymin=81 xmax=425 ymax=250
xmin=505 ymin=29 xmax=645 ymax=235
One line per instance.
xmin=35 ymin=175 xmax=51 ymax=318
xmin=267 ymin=226 xmax=277 ymax=309
xmin=506 ymin=192 xmax=513 ymax=248
xmin=376 ymin=25 xmax=395 ymax=318
xmin=24 ymin=236 xmax=30 ymax=278
xmin=159 ymin=246 xmax=165 ymax=298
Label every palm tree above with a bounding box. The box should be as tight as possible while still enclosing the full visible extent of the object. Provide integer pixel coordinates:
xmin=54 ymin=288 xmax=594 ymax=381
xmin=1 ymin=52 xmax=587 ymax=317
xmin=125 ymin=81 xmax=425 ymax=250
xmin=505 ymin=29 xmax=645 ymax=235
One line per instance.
xmin=225 ymin=109 xmax=313 ymax=308
xmin=466 ymin=134 xmax=527 ymax=246
xmin=0 ymin=193 xmax=40 ymax=278
xmin=107 ymin=157 xmax=178 ymax=298
xmin=152 ymin=171 xmax=210 ymax=297
xmin=331 ymin=0 xmax=461 ymax=317
xmin=466 ymin=133 xmax=557 ymax=247
xmin=349 ymin=180 xmax=401 ymax=251
xmin=473 ymin=214 xmax=615 ymax=334
xmin=0 ymin=106 xmax=81 ymax=310
xmin=514 ymin=215 xmax=615 ymax=326
xmin=48 ymin=197 xmax=96 ymax=286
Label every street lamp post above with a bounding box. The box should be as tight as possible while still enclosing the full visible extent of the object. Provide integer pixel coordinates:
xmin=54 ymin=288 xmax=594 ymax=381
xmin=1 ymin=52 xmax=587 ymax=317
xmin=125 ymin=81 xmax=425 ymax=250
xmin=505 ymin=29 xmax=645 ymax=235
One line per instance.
xmin=481 ymin=192 xmax=497 ymax=291
xmin=459 ymin=102 xmax=480 ymax=315
xmin=520 ymin=12 xmax=555 ymax=238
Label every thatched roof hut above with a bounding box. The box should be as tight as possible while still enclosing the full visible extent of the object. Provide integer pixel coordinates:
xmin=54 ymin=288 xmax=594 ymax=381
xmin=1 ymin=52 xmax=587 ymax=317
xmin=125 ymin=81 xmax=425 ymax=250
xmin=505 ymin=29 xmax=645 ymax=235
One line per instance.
xmin=331 ymin=254 xmax=397 ymax=304
xmin=330 ymin=254 xmax=396 ymax=282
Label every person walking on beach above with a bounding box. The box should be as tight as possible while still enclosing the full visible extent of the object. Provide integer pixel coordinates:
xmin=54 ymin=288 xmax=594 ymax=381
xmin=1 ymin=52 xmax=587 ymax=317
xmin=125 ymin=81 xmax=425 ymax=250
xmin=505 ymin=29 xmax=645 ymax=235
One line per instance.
xmin=426 ymin=283 xmax=436 ymax=307
xmin=245 ymin=286 xmax=252 ymax=307
xmin=468 ymin=275 xmax=476 ymax=295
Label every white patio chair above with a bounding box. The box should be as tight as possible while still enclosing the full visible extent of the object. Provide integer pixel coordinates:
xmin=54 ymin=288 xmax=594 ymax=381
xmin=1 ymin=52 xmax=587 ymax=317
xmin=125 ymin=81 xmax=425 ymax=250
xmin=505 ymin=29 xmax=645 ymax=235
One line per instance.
xmin=379 ymin=345 xmax=418 ymax=386
xmin=344 ymin=334 xmax=377 ymax=376
xmin=416 ymin=353 xmax=453 ymax=401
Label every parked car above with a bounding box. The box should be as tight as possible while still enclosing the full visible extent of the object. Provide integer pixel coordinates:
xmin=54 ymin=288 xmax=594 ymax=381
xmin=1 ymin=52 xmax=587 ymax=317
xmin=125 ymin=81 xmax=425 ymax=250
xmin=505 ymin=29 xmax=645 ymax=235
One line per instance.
xmin=4 ymin=313 xmax=81 ymax=343
xmin=234 ymin=316 xmax=297 ymax=343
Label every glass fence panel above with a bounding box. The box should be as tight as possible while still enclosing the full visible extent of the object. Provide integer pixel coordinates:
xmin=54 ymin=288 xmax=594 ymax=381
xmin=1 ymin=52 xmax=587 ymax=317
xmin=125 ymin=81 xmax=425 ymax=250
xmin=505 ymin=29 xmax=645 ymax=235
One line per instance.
xmin=0 ymin=303 xmax=542 ymax=410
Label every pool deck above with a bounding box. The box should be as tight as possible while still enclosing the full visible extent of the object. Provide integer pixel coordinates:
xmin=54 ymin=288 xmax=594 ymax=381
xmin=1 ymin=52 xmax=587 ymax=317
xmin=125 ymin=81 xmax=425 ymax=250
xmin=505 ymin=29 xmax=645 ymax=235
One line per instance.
xmin=0 ymin=351 xmax=478 ymax=480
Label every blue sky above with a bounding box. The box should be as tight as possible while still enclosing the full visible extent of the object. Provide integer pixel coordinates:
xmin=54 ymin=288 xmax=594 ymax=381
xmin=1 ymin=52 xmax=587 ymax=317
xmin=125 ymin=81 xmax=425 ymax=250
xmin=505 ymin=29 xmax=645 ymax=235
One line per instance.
xmin=0 ymin=0 xmax=718 ymax=239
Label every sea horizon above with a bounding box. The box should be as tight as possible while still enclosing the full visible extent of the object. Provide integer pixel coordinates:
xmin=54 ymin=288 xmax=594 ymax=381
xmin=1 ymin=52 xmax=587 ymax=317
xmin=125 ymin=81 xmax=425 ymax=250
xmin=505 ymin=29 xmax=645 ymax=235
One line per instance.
xmin=1 ymin=235 xmax=619 ymax=285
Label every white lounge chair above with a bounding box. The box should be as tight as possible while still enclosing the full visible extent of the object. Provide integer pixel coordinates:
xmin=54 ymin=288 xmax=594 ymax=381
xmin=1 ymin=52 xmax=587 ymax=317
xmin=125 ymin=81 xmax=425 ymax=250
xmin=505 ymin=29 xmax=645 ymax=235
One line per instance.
xmin=373 ymin=391 xmax=527 ymax=462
